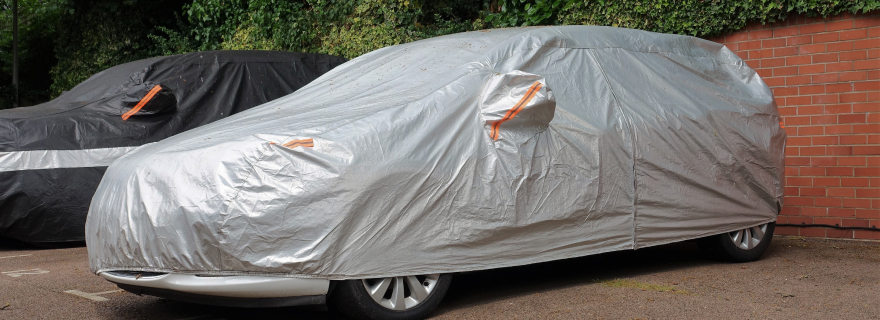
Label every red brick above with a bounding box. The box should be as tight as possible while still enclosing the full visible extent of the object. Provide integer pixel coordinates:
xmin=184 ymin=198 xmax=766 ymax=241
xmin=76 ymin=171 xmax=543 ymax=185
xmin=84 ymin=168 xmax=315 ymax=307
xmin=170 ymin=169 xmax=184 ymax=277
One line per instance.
xmin=814 ymin=217 xmax=842 ymax=225
xmin=839 ymin=157 xmax=867 ymax=166
xmin=801 ymin=207 xmax=828 ymax=217
xmin=764 ymin=77 xmax=785 ymax=87
xmin=856 ymin=209 xmax=880 ymax=219
xmin=854 ymin=146 xmax=880 ymax=156
xmin=774 ymin=66 xmax=799 ymax=77
xmin=799 ymin=125 xmax=825 ymax=135
xmin=870 ymin=49 xmax=880 ymax=59
xmin=800 ymin=228 xmax=826 ymax=237
xmin=779 ymin=106 xmax=797 ymax=115
xmin=854 ymin=230 xmax=880 ymax=240
xmin=750 ymin=49 xmax=774 ymax=59
xmin=869 ymin=113 xmax=880 ymax=123
xmin=856 ymin=188 xmax=880 ymax=198
xmin=811 ymin=156 xmax=837 ymax=166
xmin=827 ymin=187 xmax=855 ymax=196
xmin=826 ymin=62 xmax=853 ymax=72
xmin=787 ymin=177 xmax=813 ymax=186
xmin=841 ymin=29 xmax=868 ymax=41
xmin=762 ymin=58 xmax=787 ymax=68
xmin=869 ymin=70 xmax=880 ymax=80
xmin=813 ymin=32 xmax=840 ymax=43
xmin=800 ymin=187 xmax=826 ymax=196
xmin=726 ymin=32 xmax=749 ymax=42
xmin=840 ymin=135 xmax=868 ymax=144
xmin=839 ymin=114 xmax=866 ymax=123
xmin=840 ymin=50 xmax=867 ymax=61
xmin=812 ymin=74 xmax=839 ymax=83
xmin=824 ymin=104 xmax=852 ymax=114
xmin=840 ymin=71 xmax=868 ymax=82
xmin=774 ymin=47 xmax=799 ymax=57
xmin=816 ymin=197 xmax=843 ymax=207
xmin=870 ymin=134 xmax=880 ymax=143
xmin=870 ymin=91 xmax=880 ymax=102
xmin=827 ymin=83 xmax=853 ymax=93
xmin=763 ymin=38 xmax=787 ymax=48
xmin=855 ymin=16 xmax=880 ymax=28
xmin=786 ymin=55 xmax=812 ymax=65
xmin=842 ymin=219 xmax=870 ymax=228
xmin=854 ymin=59 xmax=880 ymax=70
xmin=774 ymin=26 xmax=800 ymax=37
xmin=788 ymin=35 xmax=813 ymax=46
xmin=829 ymin=208 xmax=857 ymax=217
xmin=787 ymin=136 xmax=812 ymax=146
xmin=869 ymin=156 xmax=880 ymax=165
xmin=855 ymin=166 xmax=880 ymax=175
xmin=793 ymin=101 xmax=818 ymax=111
xmin=755 ymin=68 xmax=772 ymax=78
xmin=750 ymin=29 xmax=774 ymax=40
xmin=826 ymin=228 xmax=854 ymax=238
xmin=800 ymin=166 xmax=826 ymax=175
xmin=740 ymin=40 xmax=762 ymax=50
xmin=800 ymin=85 xmax=826 ymax=95
xmin=812 ymin=135 xmax=838 ymax=145
xmin=813 ymin=94 xmax=839 ymax=104
xmin=812 ymin=53 xmax=839 ymax=63
xmin=871 ymin=26 xmax=880 ymax=38
xmin=824 ymin=124 xmax=852 ymax=134
xmin=786 ymin=75 xmax=812 ymax=85
xmin=853 ymin=124 xmax=880 ymax=133
xmin=828 ymin=146 xmax=853 ymax=155
xmin=780 ymin=206 xmax=801 ymax=215
xmin=842 ymin=177 xmax=871 ymax=186
xmin=840 ymin=92 xmax=867 ymax=103
xmin=800 ymin=146 xmax=826 ymax=155
xmin=814 ymin=177 xmax=841 ymax=186
xmin=854 ymin=102 xmax=880 ymax=112
xmin=785 ymin=126 xmax=799 ymax=136
xmin=810 ymin=115 xmax=836 ymax=124
xmin=843 ymin=198 xmax=872 ymax=208
xmin=787 ymin=157 xmax=811 ymax=166
xmin=854 ymin=81 xmax=880 ymax=92
xmin=776 ymin=226 xmax=799 ymax=235
xmin=786 ymin=196 xmax=815 ymax=206
xmin=800 ymin=64 xmax=825 ymax=74
xmin=799 ymin=43 xmax=825 ymax=54
xmin=774 ymin=87 xmax=799 ymax=96
xmin=828 ymin=42 xmax=854 ymax=52
xmin=826 ymin=20 xmax=854 ymax=31
xmin=854 ymin=39 xmax=877 ymax=50
xmin=801 ymin=23 xmax=826 ymax=34
xmin=785 ymin=146 xmax=800 ymax=156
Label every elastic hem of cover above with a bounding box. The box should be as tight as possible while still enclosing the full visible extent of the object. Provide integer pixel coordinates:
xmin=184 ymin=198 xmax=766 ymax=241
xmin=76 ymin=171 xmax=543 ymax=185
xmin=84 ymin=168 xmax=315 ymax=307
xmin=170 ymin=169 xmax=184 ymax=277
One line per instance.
xmin=93 ymin=219 xmax=775 ymax=280
xmin=114 ymin=284 xmax=326 ymax=308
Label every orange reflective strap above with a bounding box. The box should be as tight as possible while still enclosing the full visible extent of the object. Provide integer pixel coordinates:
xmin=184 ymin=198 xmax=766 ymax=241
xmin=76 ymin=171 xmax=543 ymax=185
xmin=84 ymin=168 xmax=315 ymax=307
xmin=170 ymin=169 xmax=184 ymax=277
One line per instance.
xmin=490 ymin=81 xmax=543 ymax=141
xmin=779 ymin=121 xmax=785 ymax=128
xmin=121 ymin=85 xmax=163 ymax=121
xmin=280 ymin=138 xmax=314 ymax=149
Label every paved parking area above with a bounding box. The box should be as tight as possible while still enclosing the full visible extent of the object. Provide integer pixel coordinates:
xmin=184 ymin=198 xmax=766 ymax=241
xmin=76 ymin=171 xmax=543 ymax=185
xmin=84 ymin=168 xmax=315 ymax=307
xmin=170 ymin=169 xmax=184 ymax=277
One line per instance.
xmin=1 ymin=236 xmax=878 ymax=319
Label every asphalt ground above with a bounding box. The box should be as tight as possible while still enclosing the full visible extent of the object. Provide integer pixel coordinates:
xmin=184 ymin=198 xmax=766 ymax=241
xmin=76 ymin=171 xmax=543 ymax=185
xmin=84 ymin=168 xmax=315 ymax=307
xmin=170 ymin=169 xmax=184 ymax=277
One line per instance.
xmin=1 ymin=236 xmax=878 ymax=320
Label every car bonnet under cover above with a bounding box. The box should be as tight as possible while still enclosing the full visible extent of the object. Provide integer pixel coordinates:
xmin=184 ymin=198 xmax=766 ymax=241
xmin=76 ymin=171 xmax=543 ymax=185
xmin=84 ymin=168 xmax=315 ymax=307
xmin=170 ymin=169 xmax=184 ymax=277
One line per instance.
xmin=87 ymin=26 xmax=785 ymax=279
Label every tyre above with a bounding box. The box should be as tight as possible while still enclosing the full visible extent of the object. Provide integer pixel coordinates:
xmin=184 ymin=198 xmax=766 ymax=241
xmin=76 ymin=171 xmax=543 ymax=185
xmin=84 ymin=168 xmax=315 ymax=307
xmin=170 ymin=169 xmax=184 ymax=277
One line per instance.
xmin=698 ymin=222 xmax=775 ymax=262
xmin=329 ymin=273 xmax=452 ymax=320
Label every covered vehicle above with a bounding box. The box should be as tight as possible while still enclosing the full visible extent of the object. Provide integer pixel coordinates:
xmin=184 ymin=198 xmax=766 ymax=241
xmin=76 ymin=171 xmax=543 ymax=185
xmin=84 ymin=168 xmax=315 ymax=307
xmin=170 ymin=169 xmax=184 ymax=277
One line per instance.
xmin=87 ymin=26 xmax=785 ymax=320
xmin=0 ymin=51 xmax=347 ymax=243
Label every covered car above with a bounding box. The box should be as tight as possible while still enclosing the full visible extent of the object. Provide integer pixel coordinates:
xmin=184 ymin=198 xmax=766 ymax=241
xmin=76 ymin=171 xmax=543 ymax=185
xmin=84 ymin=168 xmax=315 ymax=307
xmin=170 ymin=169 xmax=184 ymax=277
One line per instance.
xmin=87 ymin=26 xmax=785 ymax=320
xmin=0 ymin=51 xmax=347 ymax=243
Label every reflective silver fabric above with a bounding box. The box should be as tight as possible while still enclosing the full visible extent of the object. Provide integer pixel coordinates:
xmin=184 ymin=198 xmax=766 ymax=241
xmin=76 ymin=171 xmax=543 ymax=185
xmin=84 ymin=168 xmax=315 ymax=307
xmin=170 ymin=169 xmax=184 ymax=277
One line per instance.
xmin=87 ymin=26 xmax=785 ymax=279
xmin=0 ymin=147 xmax=141 ymax=172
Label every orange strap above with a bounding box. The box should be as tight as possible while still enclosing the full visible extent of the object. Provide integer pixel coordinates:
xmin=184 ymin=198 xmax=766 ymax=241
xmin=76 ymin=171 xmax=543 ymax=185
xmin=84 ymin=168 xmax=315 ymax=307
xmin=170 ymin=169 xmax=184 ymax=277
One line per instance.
xmin=121 ymin=85 xmax=163 ymax=120
xmin=490 ymin=81 xmax=543 ymax=141
xmin=779 ymin=121 xmax=785 ymax=128
xmin=280 ymin=138 xmax=314 ymax=149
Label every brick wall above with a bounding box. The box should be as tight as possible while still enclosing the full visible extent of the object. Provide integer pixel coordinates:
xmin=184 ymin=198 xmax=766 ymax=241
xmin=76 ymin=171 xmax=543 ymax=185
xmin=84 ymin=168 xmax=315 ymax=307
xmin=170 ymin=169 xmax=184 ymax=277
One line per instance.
xmin=705 ymin=12 xmax=880 ymax=240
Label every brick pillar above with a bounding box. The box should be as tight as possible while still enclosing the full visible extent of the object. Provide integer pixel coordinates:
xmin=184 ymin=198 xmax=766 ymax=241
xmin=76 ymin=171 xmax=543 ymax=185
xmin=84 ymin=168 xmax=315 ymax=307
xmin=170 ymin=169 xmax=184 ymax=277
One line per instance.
xmin=705 ymin=12 xmax=880 ymax=240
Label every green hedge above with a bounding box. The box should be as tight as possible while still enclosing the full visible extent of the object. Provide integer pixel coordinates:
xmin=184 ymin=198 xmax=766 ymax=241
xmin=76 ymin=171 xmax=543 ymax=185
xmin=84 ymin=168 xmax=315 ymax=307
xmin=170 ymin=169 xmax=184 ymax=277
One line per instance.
xmin=43 ymin=0 xmax=880 ymax=97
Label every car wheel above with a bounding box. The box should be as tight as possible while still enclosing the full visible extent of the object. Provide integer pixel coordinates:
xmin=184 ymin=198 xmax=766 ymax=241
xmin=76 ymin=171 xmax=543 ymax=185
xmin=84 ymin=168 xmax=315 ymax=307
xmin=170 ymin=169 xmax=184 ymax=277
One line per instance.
xmin=698 ymin=222 xmax=775 ymax=262
xmin=329 ymin=273 xmax=452 ymax=320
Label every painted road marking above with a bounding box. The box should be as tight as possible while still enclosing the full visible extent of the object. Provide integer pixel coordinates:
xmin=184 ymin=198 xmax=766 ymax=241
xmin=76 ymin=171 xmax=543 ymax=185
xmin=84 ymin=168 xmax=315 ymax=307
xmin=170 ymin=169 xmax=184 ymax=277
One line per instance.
xmin=2 ymin=268 xmax=49 ymax=277
xmin=0 ymin=254 xmax=32 ymax=259
xmin=64 ymin=289 xmax=125 ymax=302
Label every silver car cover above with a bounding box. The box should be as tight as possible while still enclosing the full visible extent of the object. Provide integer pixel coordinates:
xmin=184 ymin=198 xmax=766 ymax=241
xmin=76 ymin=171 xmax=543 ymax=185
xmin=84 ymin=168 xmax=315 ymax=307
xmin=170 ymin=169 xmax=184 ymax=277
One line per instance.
xmin=87 ymin=26 xmax=785 ymax=279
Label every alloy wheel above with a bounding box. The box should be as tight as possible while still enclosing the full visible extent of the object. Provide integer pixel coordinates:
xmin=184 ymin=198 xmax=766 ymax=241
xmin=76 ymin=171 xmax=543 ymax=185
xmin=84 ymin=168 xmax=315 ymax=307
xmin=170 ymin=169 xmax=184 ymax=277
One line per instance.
xmin=728 ymin=224 xmax=768 ymax=250
xmin=362 ymin=274 xmax=440 ymax=310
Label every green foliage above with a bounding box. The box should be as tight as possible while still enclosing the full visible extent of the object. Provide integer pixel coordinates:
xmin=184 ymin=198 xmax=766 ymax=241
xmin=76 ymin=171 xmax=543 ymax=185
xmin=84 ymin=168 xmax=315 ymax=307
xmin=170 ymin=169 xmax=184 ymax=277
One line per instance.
xmin=0 ymin=0 xmax=67 ymax=108
xmin=488 ymin=0 xmax=880 ymax=37
xmin=152 ymin=0 xmax=484 ymax=59
xmin=49 ymin=0 xmax=188 ymax=97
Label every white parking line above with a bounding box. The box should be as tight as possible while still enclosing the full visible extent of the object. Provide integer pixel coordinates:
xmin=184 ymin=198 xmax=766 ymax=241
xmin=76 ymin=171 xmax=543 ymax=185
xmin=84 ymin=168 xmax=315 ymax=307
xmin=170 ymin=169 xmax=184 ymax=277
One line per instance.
xmin=64 ymin=289 xmax=125 ymax=302
xmin=0 ymin=254 xmax=32 ymax=259
xmin=1 ymin=268 xmax=49 ymax=277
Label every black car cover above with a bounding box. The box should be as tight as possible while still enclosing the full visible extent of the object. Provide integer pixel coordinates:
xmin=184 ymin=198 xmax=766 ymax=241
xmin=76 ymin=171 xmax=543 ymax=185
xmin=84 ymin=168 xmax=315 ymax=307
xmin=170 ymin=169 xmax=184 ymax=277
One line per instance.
xmin=0 ymin=51 xmax=347 ymax=243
